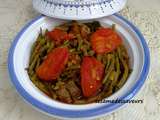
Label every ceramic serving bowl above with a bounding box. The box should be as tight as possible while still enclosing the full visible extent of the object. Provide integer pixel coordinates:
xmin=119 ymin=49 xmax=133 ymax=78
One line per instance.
xmin=8 ymin=14 xmax=150 ymax=120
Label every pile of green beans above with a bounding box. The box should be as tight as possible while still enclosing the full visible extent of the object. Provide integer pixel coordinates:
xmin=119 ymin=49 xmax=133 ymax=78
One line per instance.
xmin=27 ymin=29 xmax=54 ymax=95
xmin=102 ymin=45 xmax=130 ymax=96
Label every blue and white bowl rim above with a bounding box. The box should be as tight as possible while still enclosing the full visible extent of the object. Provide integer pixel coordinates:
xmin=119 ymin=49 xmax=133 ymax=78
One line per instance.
xmin=8 ymin=14 xmax=150 ymax=118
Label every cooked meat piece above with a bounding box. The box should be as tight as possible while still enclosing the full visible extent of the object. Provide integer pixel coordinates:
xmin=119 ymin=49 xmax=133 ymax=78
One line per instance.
xmin=80 ymin=24 xmax=91 ymax=39
xmin=70 ymin=21 xmax=80 ymax=34
xmin=56 ymin=86 xmax=72 ymax=103
xmin=66 ymin=80 xmax=82 ymax=99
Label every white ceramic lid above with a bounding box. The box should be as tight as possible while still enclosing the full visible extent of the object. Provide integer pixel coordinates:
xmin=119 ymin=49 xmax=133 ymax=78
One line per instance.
xmin=32 ymin=0 xmax=127 ymax=20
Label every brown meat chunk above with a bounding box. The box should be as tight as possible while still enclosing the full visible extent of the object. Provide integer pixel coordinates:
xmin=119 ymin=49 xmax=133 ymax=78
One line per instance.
xmin=70 ymin=21 xmax=80 ymax=34
xmin=66 ymin=80 xmax=81 ymax=99
xmin=80 ymin=24 xmax=91 ymax=39
xmin=56 ymin=86 xmax=72 ymax=103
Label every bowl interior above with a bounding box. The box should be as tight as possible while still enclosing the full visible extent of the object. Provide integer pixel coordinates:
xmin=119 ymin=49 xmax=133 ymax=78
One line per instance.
xmin=12 ymin=16 xmax=144 ymax=111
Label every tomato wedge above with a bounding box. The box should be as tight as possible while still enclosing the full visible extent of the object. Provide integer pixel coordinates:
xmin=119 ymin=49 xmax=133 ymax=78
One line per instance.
xmin=91 ymin=28 xmax=122 ymax=54
xmin=36 ymin=47 xmax=69 ymax=81
xmin=81 ymin=57 xmax=104 ymax=97
xmin=47 ymin=29 xmax=75 ymax=43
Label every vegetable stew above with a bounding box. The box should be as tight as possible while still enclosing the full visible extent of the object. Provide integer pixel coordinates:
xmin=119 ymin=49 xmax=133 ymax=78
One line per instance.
xmin=27 ymin=21 xmax=131 ymax=104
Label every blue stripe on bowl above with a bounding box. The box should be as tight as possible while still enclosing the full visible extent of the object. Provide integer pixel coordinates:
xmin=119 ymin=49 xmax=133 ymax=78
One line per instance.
xmin=8 ymin=14 xmax=150 ymax=118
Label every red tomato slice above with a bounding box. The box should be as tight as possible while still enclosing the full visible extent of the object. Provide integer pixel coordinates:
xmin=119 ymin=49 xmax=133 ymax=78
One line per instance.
xmin=36 ymin=47 xmax=69 ymax=81
xmin=47 ymin=29 xmax=74 ymax=43
xmin=81 ymin=57 xmax=104 ymax=97
xmin=91 ymin=28 xmax=122 ymax=54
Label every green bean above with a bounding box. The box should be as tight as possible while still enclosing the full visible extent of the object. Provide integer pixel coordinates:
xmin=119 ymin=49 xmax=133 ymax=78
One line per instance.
xmin=46 ymin=40 xmax=50 ymax=47
xmin=109 ymin=71 xmax=116 ymax=81
xmin=88 ymin=50 xmax=95 ymax=56
xmin=29 ymin=42 xmax=41 ymax=64
xmin=28 ymin=54 xmax=39 ymax=75
xmin=47 ymin=42 xmax=54 ymax=53
xmin=54 ymin=81 xmax=65 ymax=90
xmin=39 ymin=37 xmax=46 ymax=46
xmin=30 ymin=34 xmax=46 ymax=62
xmin=60 ymin=76 xmax=69 ymax=81
xmin=44 ymin=29 xmax=49 ymax=36
xmin=101 ymin=54 xmax=107 ymax=65
xmin=69 ymin=48 xmax=76 ymax=53
xmin=117 ymin=59 xmax=129 ymax=88
xmin=104 ymin=86 xmax=113 ymax=97
xmin=97 ymin=54 xmax=103 ymax=62
xmin=29 ymin=42 xmax=37 ymax=62
xmin=103 ymin=54 xmax=115 ymax=84
xmin=103 ymin=80 xmax=112 ymax=91
xmin=40 ymin=41 xmax=50 ymax=54
xmin=37 ymin=83 xmax=49 ymax=95
xmin=35 ymin=57 xmax=41 ymax=70
xmin=38 ymin=41 xmax=54 ymax=58
xmin=40 ymin=44 xmax=48 ymax=52
xmin=120 ymin=45 xmax=129 ymax=59
xmin=102 ymin=79 xmax=113 ymax=97
xmin=73 ymin=51 xmax=82 ymax=55
xmin=105 ymin=71 xmax=117 ymax=93
xmin=61 ymin=70 xmax=78 ymax=79
xmin=77 ymin=34 xmax=83 ymax=51
xmin=61 ymin=70 xmax=73 ymax=77
xmin=117 ymin=46 xmax=122 ymax=60
xmin=61 ymin=40 xmax=70 ymax=47
xmin=30 ymin=74 xmax=38 ymax=82
xmin=30 ymin=74 xmax=49 ymax=94
xmin=112 ymin=24 xmax=116 ymax=31
xmin=112 ymin=53 xmax=121 ymax=86
xmin=46 ymin=83 xmax=58 ymax=99
xmin=39 ymin=28 xmax=43 ymax=37
xmin=74 ymin=100 xmax=87 ymax=104
xmin=38 ymin=44 xmax=49 ymax=58
xmin=87 ymin=93 xmax=104 ymax=103
xmin=64 ymin=40 xmax=69 ymax=45
xmin=105 ymin=54 xmax=112 ymax=70
xmin=83 ymin=39 xmax=90 ymax=47
xmin=117 ymin=47 xmax=129 ymax=88
xmin=66 ymin=65 xmax=80 ymax=70
xmin=129 ymin=69 xmax=133 ymax=74
xmin=50 ymin=91 xmax=57 ymax=99
xmin=115 ymin=53 xmax=121 ymax=74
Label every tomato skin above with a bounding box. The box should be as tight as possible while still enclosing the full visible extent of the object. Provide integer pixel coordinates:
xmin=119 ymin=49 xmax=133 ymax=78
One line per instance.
xmin=91 ymin=28 xmax=122 ymax=54
xmin=81 ymin=57 xmax=104 ymax=97
xmin=47 ymin=29 xmax=74 ymax=43
xmin=36 ymin=47 xmax=69 ymax=81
